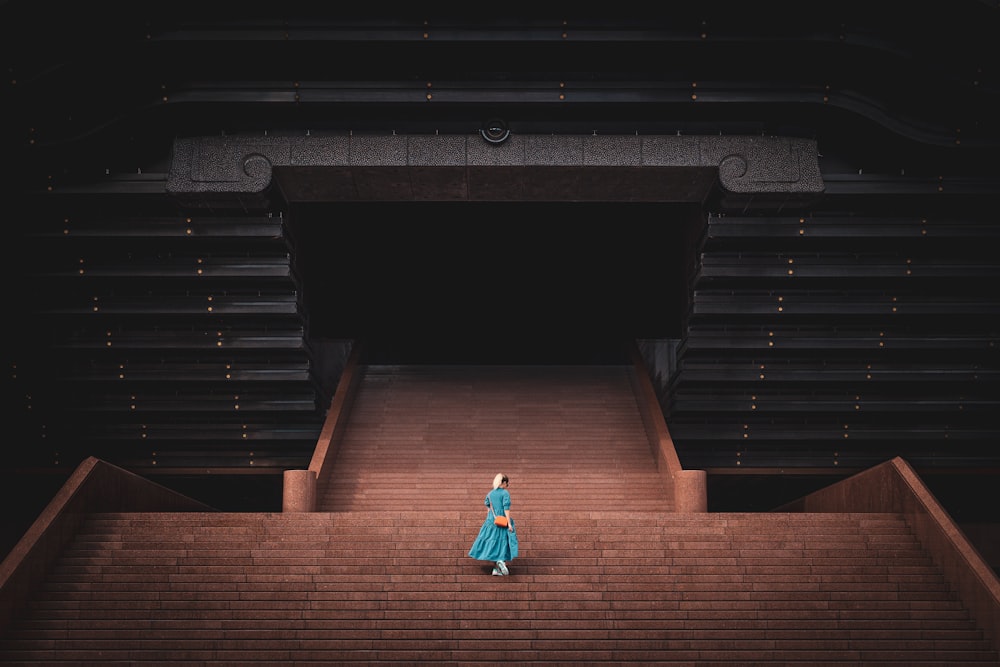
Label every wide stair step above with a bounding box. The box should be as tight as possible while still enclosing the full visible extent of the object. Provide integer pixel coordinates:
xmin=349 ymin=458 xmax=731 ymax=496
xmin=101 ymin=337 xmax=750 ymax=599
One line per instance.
xmin=1 ymin=511 xmax=996 ymax=665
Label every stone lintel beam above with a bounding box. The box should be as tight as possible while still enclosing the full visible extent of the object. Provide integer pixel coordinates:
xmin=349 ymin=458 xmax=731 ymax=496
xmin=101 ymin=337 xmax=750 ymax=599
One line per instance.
xmin=166 ymin=133 xmax=823 ymax=207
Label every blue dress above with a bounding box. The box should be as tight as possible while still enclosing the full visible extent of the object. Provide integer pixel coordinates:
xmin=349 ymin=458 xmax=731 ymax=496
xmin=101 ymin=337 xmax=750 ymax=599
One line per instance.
xmin=468 ymin=487 xmax=519 ymax=562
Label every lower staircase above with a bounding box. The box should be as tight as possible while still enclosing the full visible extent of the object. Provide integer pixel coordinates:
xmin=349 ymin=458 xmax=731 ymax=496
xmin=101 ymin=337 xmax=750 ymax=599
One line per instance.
xmin=1 ymin=365 xmax=997 ymax=665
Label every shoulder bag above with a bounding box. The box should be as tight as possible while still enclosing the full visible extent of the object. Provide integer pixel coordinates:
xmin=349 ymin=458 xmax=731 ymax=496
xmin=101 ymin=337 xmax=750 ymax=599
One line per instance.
xmin=489 ymin=494 xmax=509 ymax=528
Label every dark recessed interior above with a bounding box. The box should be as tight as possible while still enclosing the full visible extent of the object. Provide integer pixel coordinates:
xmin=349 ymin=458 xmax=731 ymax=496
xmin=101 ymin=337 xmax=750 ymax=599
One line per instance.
xmin=287 ymin=201 xmax=695 ymax=364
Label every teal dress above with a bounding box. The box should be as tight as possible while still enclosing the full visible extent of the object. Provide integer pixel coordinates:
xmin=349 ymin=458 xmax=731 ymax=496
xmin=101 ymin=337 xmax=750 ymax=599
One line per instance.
xmin=468 ymin=487 xmax=519 ymax=562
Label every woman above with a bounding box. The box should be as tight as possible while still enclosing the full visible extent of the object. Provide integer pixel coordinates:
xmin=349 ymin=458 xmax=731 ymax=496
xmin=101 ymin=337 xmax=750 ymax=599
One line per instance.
xmin=468 ymin=473 xmax=518 ymax=576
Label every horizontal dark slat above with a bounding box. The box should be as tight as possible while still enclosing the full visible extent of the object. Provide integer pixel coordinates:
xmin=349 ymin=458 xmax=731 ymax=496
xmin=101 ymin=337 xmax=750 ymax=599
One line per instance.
xmin=668 ymin=421 xmax=999 ymax=441
xmin=78 ymin=422 xmax=323 ymax=440
xmin=670 ymin=361 xmax=998 ymax=383
xmin=695 ymin=253 xmax=999 ymax=279
xmin=59 ymin=362 xmax=312 ymax=383
xmin=53 ymin=329 xmax=307 ymax=350
xmin=36 ymin=294 xmax=299 ymax=315
xmin=24 ymin=216 xmax=285 ymax=239
xmin=705 ymin=216 xmax=1000 ymax=240
xmin=678 ymin=325 xmax=998 ymax=352
xmin=32 ymin=256 xmax=292 ymax=279
xmin=692 ymin=290 xmax=1000 ymax=315
xmin=66 ymin=392 xmax=319 ymax=412
xmin=668 ymin=394 xmax=998 ymax=414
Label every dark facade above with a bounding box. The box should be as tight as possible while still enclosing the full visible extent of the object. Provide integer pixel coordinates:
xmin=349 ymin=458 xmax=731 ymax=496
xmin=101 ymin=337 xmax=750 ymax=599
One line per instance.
xmin=2 ymin=3 xmax=999 ymax=556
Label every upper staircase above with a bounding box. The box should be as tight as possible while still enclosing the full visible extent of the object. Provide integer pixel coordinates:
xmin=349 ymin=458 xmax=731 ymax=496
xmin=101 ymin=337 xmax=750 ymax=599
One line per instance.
xmin=319 ymin=364 xmax=672 ymax=512
xmin=1 ymin=364 xmax=997 ymax=665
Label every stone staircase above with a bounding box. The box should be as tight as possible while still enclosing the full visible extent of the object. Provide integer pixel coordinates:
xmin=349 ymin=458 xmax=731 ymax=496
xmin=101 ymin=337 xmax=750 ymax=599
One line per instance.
xmin=319 ymin=365 xmax=672 ymax=513
xmin=0 ymin=364 xmax=996 ymax=665
xmin=0 ymin=511 xmax=995 ymax=665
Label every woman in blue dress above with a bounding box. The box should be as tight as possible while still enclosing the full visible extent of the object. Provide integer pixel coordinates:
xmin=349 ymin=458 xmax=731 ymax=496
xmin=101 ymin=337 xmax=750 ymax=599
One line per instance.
xmin=468 ymin=473 xmax=518 ymax=576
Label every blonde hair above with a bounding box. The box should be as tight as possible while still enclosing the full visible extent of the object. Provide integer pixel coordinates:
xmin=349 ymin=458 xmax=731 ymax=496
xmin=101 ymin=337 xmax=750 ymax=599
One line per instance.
xmin=492 ymin=473 xmax=506 ymax=489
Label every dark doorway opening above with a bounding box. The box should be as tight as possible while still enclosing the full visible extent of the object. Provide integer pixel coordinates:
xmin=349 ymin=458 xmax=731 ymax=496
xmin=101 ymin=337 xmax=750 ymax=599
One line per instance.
xmin=286 ymin=201 xmax=698 ymax=364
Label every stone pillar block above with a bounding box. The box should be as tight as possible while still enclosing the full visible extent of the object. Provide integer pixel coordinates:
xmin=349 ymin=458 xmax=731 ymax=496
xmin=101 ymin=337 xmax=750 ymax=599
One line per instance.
xmin=674 ymin=469 xmax=708 ymax=513
xmin=282 ymin=469 xmax=317 ymax=512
